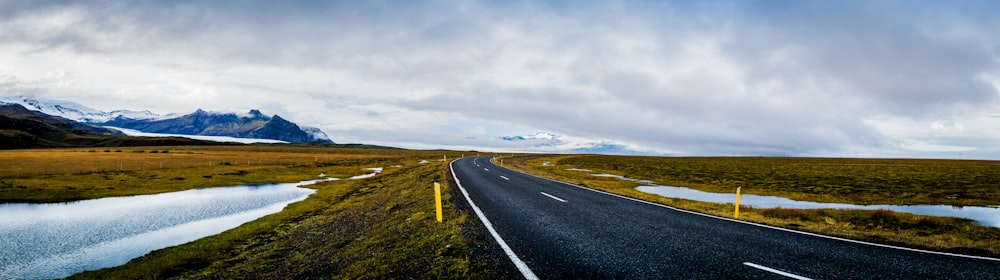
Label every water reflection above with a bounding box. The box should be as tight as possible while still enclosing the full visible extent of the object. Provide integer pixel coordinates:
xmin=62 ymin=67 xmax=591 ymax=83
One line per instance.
xmin=580 ymin=172 xmax=1000 ymax=228
xmin=0 ymin=168 xmax=382 ymax=280
xmin=635 ymin=185 xmax=1000 ymax=228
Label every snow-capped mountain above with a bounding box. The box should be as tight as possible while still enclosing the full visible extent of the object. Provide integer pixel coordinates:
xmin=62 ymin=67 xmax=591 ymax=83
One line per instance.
xmin=500 ymin=132 xmax=557 ymax=141
xmin=107 ymin=126 xmax=289 ymax=144
xmin=302 ymin=126 xmax=332 ymax=142
xmin=0 ymin=96 xmax=164 ymax=123
xmin=1 ymin=96 xmax=333 ymax=144
xmin=500 ymin=132 xmax=647 ymax=155
xmin=100 ymin=109 xmax=334 ymax=144
xmin=0 ymin=103 xmax=124 ymax=148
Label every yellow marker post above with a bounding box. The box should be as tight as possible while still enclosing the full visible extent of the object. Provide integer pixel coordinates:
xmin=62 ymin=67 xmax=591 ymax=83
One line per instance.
xmin=434 ymin=182 xmax=443 ymax=223
xmin=444 ymin=155 xmax=447 ymax=162
xmin=734 ymin=186 xmax=742 ymax=219
xmin=499 ymin=159 xmax=503 ymax=166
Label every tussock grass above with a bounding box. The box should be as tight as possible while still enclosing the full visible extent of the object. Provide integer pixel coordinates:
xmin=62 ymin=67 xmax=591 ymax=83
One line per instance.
xmin=500 ymin=154 xmax=1000 ymax=258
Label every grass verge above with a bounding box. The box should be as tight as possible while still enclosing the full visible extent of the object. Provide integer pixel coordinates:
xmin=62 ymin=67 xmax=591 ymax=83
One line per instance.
xmin=69 ymin=160 xmax=489 ymax=279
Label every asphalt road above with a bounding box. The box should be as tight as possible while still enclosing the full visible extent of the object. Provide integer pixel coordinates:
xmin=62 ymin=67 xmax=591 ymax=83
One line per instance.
xmin=450 ymin=156 xmax=1000 ymax=279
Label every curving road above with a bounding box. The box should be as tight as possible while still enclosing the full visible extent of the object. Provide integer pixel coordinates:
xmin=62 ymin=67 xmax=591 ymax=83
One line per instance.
xmin=450 ymin=156 xmax=1000 ymax=279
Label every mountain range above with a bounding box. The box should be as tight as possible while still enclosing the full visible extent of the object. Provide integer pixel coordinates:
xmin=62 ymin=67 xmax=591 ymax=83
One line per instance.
xmin=500 ymin=132 xmax=557 ymax=141
xmin=100 ymin=109 xmax=331 ymax=144
xmin=0 ymin=96 xmax=332 ymax=144
xmin=0 ymin=103 xmax=229 ymax=149
xmin=500 ymin=132 xmax=647 ymax=155
xmin=0 ymin=96 xmax=163 ymax=123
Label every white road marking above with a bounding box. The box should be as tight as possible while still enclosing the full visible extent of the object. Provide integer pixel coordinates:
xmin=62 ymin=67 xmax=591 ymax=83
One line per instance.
xmin=484 ymin=168 xmax=489 ymax=172
xmin=541 ymin=192 xmax=567 ymax=202
xmin=450 ymin=160 xmax=539 ymax=280
xmin=743 ymin=262 xmax=813 ymax=280
xmin=497 ymin=163 xmax=1000 ymax=262
xmin=500 ymin=176 xmax=510 ymax=180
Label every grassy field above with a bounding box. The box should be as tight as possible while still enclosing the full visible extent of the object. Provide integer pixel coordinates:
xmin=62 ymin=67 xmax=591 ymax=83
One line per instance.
xmin=2 ymin=146 xmax=488 ymax=278
xmin=0 ymin=146 xmax=460 ymax=203
xmin=548 ymin=155 xmax=1000 ymax=206
xmin=8 ymin=148 xmax=1000 ymax=277
xmin=501 ymin=154 xmax=1000 ymax=258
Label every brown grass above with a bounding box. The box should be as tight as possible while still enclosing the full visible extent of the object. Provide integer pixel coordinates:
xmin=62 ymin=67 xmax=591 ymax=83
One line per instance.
xmin=0 ymin=146 xmax=394 ymax=177
xmin=0 ymin=146 xmax=466 ymax=203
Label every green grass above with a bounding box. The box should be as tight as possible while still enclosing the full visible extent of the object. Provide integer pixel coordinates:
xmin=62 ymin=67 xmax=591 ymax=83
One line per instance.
xmin=501 ymin=154 xmax=1000 ymax=258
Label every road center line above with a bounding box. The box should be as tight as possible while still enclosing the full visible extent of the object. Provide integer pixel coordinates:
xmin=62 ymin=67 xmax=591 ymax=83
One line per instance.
xmin=540 ymin=192 xmax=567 ymax=202
xmin=484 ymin=168 xmax=489 ymax=172
xmin=743 ymin=262 xmax=813 ymax=280
xmin=500 ymin=176 xmax=510 ymax=180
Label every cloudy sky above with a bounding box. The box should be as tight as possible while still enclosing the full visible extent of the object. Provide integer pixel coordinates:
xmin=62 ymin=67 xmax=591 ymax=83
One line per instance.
xmin=2 ymin=1 xmax=1000 ymax=158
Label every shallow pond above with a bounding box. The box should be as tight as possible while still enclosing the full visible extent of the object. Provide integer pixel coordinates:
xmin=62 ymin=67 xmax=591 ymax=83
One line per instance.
xmin=584 ymin=172 xmax=1000 ymax=228
xmin=0 ymin=168 xmax=381 ymax=279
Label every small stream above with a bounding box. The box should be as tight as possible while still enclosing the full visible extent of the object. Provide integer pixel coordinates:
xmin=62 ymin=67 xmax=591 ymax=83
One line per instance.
xmin=0 ymin=168 xmax=381 ymax=279
xmin=578 ymin=171 xmax=1000 ymax=228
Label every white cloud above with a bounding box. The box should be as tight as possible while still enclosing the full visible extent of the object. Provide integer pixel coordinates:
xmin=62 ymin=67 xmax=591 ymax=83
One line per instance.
xmin=2 ymin=1 xmax=1000 ymax=158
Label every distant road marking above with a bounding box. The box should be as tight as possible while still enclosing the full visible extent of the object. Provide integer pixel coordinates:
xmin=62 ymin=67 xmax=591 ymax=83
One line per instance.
xmin=500 ymin=176 xmax=510 ymax=180
xmin=541 ymin=192 xmax=567 ymax=202
xmin=484 ymin=168 xmax=489 ymax=172
xmin=450 ymin=160 xmax=539 ymax=280
xmin=743 ymin=263 xmax=812 ymax=280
